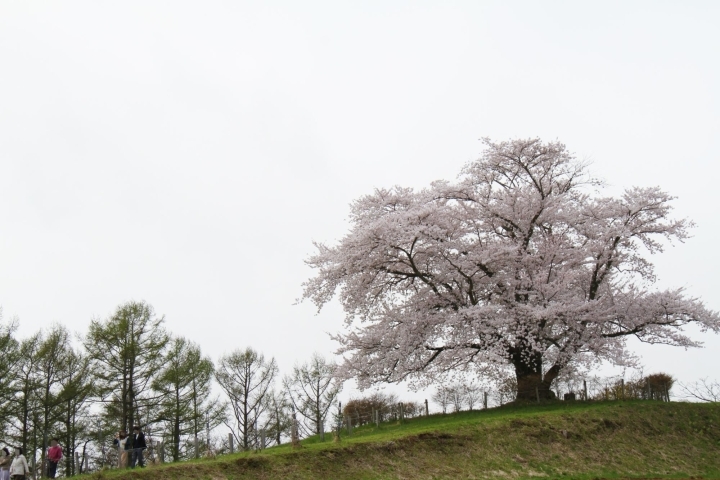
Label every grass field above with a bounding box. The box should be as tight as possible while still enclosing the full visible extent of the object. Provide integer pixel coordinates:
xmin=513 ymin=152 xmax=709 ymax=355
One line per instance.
xmin=81 ymin=400 xmax=720 ymax=480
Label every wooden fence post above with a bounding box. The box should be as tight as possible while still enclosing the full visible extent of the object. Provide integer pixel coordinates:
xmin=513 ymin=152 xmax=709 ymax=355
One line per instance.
xmin=291 ymin=419 xmax=300 ymax=448
xmin=536 ymin=387 xmax=540 ymax=403
xmin=583 ymin=380 xmax=588 ymax=401
xmin=621 ymin=378 xmax=625 ymax=400
xmin=425 ymin=399 xmax=429 ymax=416
xmin=228 ymin=434 xmax=234 ymax=454
xmin=483 ymin=391 xmax=488 ymax=409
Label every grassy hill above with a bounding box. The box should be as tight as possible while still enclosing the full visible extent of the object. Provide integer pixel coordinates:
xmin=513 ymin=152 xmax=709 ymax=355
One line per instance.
xmin=82 ymin=401 xmax=720 ymax=480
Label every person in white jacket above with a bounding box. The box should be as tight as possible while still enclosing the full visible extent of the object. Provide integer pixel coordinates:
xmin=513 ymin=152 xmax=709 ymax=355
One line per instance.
xmin=9 ymin=448 xmax=29 ymax=480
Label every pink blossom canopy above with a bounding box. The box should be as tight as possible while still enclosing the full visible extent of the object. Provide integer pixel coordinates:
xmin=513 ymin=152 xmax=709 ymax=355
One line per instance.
xmin=303 ymin=138 xmax=719 ymax=397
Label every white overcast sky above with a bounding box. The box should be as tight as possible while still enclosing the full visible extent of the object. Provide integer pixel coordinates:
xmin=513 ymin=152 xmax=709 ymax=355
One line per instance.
xmin=1 ymin=1 xmax=718 ymax=398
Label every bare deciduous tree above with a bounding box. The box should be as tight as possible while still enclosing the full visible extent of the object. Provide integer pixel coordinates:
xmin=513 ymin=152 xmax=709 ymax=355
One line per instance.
xmin=215 ymin=348 xmax=277 ymax=450
xmin=432 ymin=386 xmax=450 ymax=414
xmin=448 ymin=384 xmax=464 ymax=413
xmin=463 ymin=383 xmax=483 ymax=410
xmin=283 ymin=353 xmax=342 ymax=436
xmin=679 ymin=378 xmax=720 ymax=403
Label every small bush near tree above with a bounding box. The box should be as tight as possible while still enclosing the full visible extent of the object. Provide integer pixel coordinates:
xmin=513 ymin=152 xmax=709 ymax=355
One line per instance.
xmin=343 ymin=393 xmax=422 ymax=425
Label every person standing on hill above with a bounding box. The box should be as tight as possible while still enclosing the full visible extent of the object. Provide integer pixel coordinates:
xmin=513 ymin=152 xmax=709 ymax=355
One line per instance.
xmin=129 ymin=426 xmax=146 ymax=468
xmin=9 ymin=447 xmax=30 ymax=480
xmin=0 ymin=447 xmax=11 ymax=480
xmin=46 ymin=439 xmax=63 ymax=478
xmin=113 ymin=431 xmax=129 ymax=468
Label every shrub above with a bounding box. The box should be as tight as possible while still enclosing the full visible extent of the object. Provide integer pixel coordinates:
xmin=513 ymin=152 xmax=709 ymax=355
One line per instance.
xmin=343 ymin=393 xmax=423 ymax=425
xmin=642 ymin=373 xmax=674 ymax=401
xmin=591 ymin=372 xmax=674 ymax=401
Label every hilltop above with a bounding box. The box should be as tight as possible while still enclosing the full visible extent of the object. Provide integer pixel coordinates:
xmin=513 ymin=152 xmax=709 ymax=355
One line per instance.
xmin=83 ymin=401 xmax=720 ymax=480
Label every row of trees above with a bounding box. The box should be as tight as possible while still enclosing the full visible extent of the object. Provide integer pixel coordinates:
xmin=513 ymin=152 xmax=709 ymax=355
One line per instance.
xmin=428 ymin=372 xmax=682 ymax=413
xmin=215 ymin=348 xmax=342 ymax=450
xmin=592 ymin=373 xmax=675 ymax=402
xmin=0 ymin=319 xmax=95 ymax=476
xmin=432 ymin=383 xmax=485 ymax=413
xmin=0 ymin=301 xmax=342 ymax=476
xmin=342 ymin=392 xmax=424 ymax=425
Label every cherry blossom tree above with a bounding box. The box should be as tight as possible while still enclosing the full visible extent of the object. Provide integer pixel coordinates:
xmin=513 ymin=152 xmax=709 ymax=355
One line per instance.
xmin=303 ymin=138 xmax=720 ymax=400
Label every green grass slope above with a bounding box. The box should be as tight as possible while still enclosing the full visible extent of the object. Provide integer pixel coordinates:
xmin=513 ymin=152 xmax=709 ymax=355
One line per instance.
xmin=84 ymin=401 xmax=720 ymax=480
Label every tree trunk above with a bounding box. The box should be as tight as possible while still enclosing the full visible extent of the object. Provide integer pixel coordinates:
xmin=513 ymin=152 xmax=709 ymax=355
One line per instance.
xmin=511 ymin=348 xmax=559 ymax=401
xmin=128 ymin=371 xmax=135 ymax=432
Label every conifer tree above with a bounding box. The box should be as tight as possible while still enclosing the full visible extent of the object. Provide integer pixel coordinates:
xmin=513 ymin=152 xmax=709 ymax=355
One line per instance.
xmin=35 ymin=325 xmax=73 ymax=474
xmin=0 ymin=314 xmax=20 ymax=437
xmin=85 ymin=301 xmax=169 ymax=432
xmin=13 ymin=333 xmax=43 ymax=455
xmin=264 ymin=390 xmax=292 ymax=446
xmin=152 ymin=337 xmax=221 ymax=461
xmin=57 ymin=347 xmax=95 ymax=476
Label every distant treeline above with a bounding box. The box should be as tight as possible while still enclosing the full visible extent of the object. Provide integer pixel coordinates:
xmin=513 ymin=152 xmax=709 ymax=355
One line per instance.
xmin=0 ymin=300 xmax=345 ymax=475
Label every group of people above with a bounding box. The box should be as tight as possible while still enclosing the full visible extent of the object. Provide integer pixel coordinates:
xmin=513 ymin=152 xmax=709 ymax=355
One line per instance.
xmin=0 ymin=427 xmax=145 ymax=479
xmin=113 ymin=426 xmax=147 ymax=469
xmin=0 ymin=438 xmax=63 ymax=480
